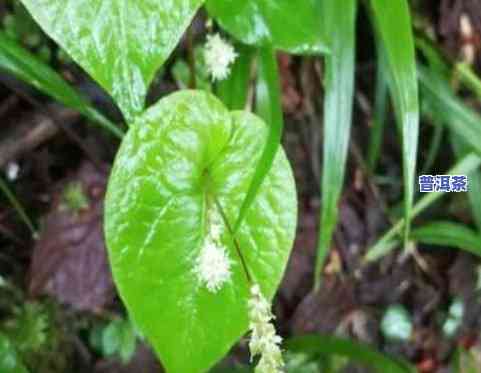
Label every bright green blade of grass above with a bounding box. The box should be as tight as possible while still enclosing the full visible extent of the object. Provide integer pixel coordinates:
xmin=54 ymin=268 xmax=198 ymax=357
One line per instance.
xmin=233 ymin=46 xmax=283 ymax=233
xmin=287 ymin=335 xmax=415 ymax=373
xmin=314 ymin=0 xmax=357 ymax=289
xmin=370 ymin=0 xmax=420 ymax=249
xmin=456 ymin=62 xmax=481 ymax=100
xmin=411 ymin=221 xmax=481 ymax=258
xmin=0 ymin=31 xmax=123 ymax=138
xmin=217 ymin=44 xmax=253 ymax=111
xmin=365 ymin=153 xmax=481 ymax=261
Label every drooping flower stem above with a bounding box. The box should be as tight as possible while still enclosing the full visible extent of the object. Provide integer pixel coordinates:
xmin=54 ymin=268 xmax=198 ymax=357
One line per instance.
xmin=213 ymin=195 xmax=252 ymax=284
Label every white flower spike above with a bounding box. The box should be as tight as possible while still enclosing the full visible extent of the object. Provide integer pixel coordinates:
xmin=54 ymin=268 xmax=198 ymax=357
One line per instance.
xmin=248 ymin=284 xmax=284 ymax=373
xmin=204 ymin=33 xmax=238 ymax=81
xmin=195 ymin=206 xmax=231 ymax=292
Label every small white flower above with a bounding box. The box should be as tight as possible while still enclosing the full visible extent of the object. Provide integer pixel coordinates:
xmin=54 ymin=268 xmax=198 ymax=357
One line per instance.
xmin=204 ymin=33 xmax=238 ymax=81
xmin=195 ymin=238 xmax=231 ymax=292
xmin=248 ymin=284 xmax=284 ymax=373
xmin=5 ymin=162 xmax=19 ymax=181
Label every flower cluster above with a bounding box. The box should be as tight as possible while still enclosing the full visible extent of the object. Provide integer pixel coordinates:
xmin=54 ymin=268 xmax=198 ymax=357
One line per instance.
xmin=204 ymin=33 xmax=238 ymax=81
xmin=248 ymin=284 xmax=284 ymax=373
xmin=195 ymin=207 xmax=231 ymax=292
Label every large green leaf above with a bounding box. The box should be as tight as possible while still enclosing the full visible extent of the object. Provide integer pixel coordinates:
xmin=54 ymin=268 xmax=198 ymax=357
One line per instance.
xmin=315 ymin=0 xmax=357 ymax=288
xmin=104 ymin=90 xmax=297 ymax=373
xmin=206 ymin=0 xmax=328 ymax=54
xmin=0 ymin=31 xmax=122 ymax=138
xmin=0 ymin=333 xmax=29 ymax=373
xmin=370 ymin=0 xmax=419 ymax=247
xmin=19 ymin=0 xmax=203 ymax=122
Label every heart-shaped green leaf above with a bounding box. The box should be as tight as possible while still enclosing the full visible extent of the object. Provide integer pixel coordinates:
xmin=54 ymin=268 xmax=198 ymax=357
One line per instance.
xmin=206 ymin=0 xmax=328 ymax=54
xmin=104 ymin=90 xmax=297 ymax=373
xmin=19 ymin=0 xmax=204 ymax=122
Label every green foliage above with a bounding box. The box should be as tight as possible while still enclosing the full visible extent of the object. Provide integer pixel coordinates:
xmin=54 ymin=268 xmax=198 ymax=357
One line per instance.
xmin=3 ymin=303 xmax=48 ymax=355
xmin=233 ymin=46 xmax=283 ymax=233
xmin=60 ymin=182 xmax=89 ymax=214
xmin=370 ymin=0 xmax=420 ymax=248
xmin=172 ymin=47 xmax=211 ymax=92
xmin=0 ymin=333 xmax=29 ymax=373
xmin=315 ymin=0 xmax=357 ymax=288
xmin=381 ymin=304 xmax=413 ymax=342
xmin=19 ymin=0 xmax=204 ymax=122
xmin=104 ymin=90 xmax=297 ymax=373
xmin=206 ymin=0 xmax=328 ymax=54
xmin=287 ymin=335 xmax=415 ymax=373
xmin=101 ymin=319 xmax=137 ymax=364
xmin=365 ymin=154 xmax=481 ymax=261
xmin=411 ymin=221 xmax=481 ymax=258
xmin=217 ymin=44 xmax=253 ymax=111
xmin=0 ymin=30 xmax=122 ymax=138
xmin=419 ymin=66 xmax=481 ymax=157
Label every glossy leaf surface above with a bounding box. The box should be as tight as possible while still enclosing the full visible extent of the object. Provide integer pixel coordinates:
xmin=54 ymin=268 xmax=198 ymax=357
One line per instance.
xmin=104 ymin=90 xmax=297 ymax=373
xmin=19 ymin=0 xmax=203 ymax=122
xmin=206 ymin=0 xmax=328 ymax=54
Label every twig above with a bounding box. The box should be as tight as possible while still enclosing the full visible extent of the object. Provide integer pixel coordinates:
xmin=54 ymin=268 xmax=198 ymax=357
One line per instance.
xmin=0 ymin=104 xmax=79 ymax=168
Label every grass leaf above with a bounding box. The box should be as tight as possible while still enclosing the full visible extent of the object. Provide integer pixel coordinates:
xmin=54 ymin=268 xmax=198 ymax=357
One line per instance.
xmin=419 ymin=65 xmax=481 ymax=157
xmin=411 ymin=221 xmax=481 ymax=258
xmin=370 ymin=0 xmax=420 ymax=249
xmin=287 ymin=335 xmax=415 ymax=373
xmin=0 ymin=31 xmax=123 ymax=138
xmin=314 ymin=0 xmax=357 ymax=288
xmin=365 ymin=153 xmax=481 ymax=261
xmin=233 ymin=46 xmax=283 ymax=233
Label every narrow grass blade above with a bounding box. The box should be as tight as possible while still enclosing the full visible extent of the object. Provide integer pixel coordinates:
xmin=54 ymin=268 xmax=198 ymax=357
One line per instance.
xmin=365 ymin=153 xmax=481 ymax=261
xmin=370 ymin=0 xmax=419 ymax=248
xmin=0 ymin=176 xmax=36 ymax=236
xmin=456 ymin=62 xmax=481 ymax=100
xmin=217 ymin=44 xmax=253 ymax=110
xmin=419 ymin=66 xmax=481 ymax=157
xmin=368 ymin=42 xmax=389 ymax=170
xmin=287 ymin=335 xmax=415 ymax=373
xmin=314 ymin=0 xmax=357 ymax=289
xmin=411 ymin=221 xmax=481 ymax=258
xmin=451 ymin=135 xmax=481 ymax=231
xmin=233 ymin=46 xmax=282 ymax=233
xmin=0 ymin=31 xmax=123 ymax=138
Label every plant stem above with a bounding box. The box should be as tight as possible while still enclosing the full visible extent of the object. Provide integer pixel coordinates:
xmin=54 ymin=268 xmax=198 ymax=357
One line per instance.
xmin=213 ymin=195 xmax=252 ymax=284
